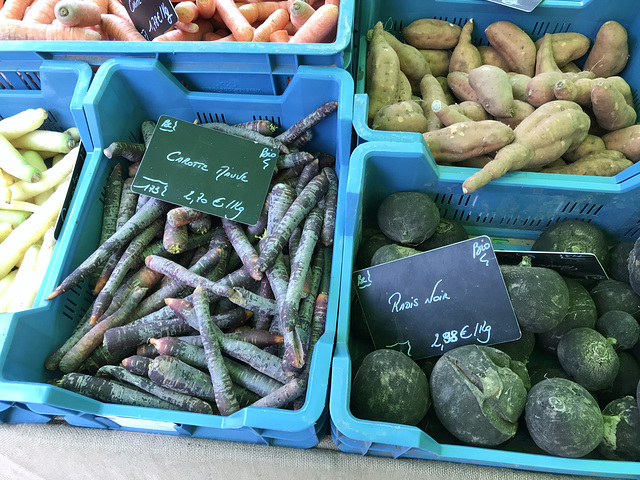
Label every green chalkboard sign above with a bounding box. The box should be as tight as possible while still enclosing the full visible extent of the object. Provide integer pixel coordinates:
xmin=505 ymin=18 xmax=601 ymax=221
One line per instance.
xmin=131 ymin=116 xmax=279 ymax=225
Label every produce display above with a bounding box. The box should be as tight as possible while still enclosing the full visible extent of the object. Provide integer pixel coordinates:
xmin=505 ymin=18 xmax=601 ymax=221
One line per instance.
xmin=0 ymin=0 xmax=341 ymax=43
xmin=364 ymin=17 xmax=638 ymax=193
xmin=0 ymin=107 xmax=80 ymax=313
xmin=42 ymin=102 xmax=339 ymax=416
xmin=350 ymin=190 xmax=640 ymax=461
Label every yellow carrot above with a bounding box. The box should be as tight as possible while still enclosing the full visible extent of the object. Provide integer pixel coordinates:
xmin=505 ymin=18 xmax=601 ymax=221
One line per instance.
xmin=0 ymin=108 xmax=47 ymax=140
xmin=0 ymin=134 xmax=41 ymax=183
xmin=5 ymin=243 xmax=41 ymax=312
xmin=0 ymin=222 xmax=13 ymax=243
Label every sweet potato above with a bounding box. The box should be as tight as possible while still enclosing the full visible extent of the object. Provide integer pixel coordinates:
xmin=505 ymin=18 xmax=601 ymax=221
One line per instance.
xmin=543 ymin=149 xmax=632 ymax=176
xmin=534 ymin=32 xmax=591 ymax=68
xmin=591 ymin=82 xmax=637 ymax=131
xmin=403 ymin=18 xmax=462 ymax=50
xmin=462 ymin=101 xmax=591 ymax=194
xmin=448 ymin=19 xmax=482 ymax=74
xmin=372 ymin=100 xmax=429 ymax=133
xmin=450 ymin=101 xmax=490 ymax=121
xmin=493 ymin=100 xmax=535 ymax=129
xmin=554 ymin=76 xmax=633 ymax=107
xmin=397 ymin=71 xmax=413 ymax=101
xmin=420 ymin=74 xmax=449 ymax=131
xmin=509 ymin=74 xmax=532 ymax=102
xmin=477 ymin=45 xmax=509 ymax=71
xmin=436 ymin=77 xmax=457 ymax=105
xmin=535 ymin=34 xmax=562 ymax=76
xmin=526 ymin=70 xmax=595 ymax=107
xmin=419 ymin=49 xmax=451 ymax=77
xmin=431 ymin=100 xmax=472 ymax=127
xmin=484 ymin=21 xmax=536 ymax=77
xmin=583 ymin=21 xmax=629 ymax=78
xmin=422 ymin=120 xmax=515 ymax=163
xmin=378 ymin=30 xmax=431 ymax=93
xmin=468 ymin=65 xmax=514 ymax=117
xmin=601 ymin=125 xmax=640 ymax=162
xmin=563 ymin=134 xmax=606 ymax=163
xmin=366 ymin=22 xmax=401 ymax=123
xmin=561 ymin=62 xmax=582 ymax=74
xmin=446 ymin=71 xmax=478 ymax=103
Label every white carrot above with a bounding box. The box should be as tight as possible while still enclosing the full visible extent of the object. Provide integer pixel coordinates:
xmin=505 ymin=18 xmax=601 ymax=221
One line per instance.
xmin=4 ymin=243 xmax=41 ymax=313
xmin=3 ymin=146 xmax=77 ymax=201
xmin=0 ymin=179 xmax=69 ymax=280
xmin=0 ymin=270 xmax=17 ymax=298
xmin=20 ymin=150 xmax=47 ymax=173
xmin=33 ymin=188 xmax=54 ymax=206
xmin=13 ymin=226 xmax=56 ymax=311
xmin=0 ymin=199 xmax=39 ymax=212
xmin=10 ymin=130 xmax=76 ymax=154
xmin=0 ymin=108 xmax=48 ymax=140
xmin=0 ymin=222 xmax=13 ymax=243
xmin=0 ymin=134 xmax=42 ymax=183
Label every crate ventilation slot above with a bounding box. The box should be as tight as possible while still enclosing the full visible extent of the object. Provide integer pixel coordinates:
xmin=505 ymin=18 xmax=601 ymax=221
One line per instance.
xmin=532 ymin=21 xmax=571 ymax=37
xmin=561 ymin=201 xmax=603 ymax=216
xmin=0 ymin=71 xmax=41 ymax=90
xmin=197 ymin=112 xmax=227 ymax=124
xmin=625 ymin=225 xmax=640 ymax=239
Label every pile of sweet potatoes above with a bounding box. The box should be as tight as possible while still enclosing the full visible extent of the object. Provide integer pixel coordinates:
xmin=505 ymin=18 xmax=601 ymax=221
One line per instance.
xmin=365 ymin=18 xmax=637 ymax=193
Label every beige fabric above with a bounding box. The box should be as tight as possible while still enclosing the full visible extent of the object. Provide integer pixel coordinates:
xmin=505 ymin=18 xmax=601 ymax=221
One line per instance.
xmin=0 ymin=420 xmax=600 ymax=480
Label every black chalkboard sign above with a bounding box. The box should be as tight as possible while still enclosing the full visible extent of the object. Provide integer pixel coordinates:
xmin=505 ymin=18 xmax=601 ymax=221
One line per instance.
xmin=495 ymin=250 xmax=608 ymax=280
xmin=123 ymin=0 xmax=177 ymax=40
xmin=131 ymin=116 xmax=279 ymax=225
xmin=352 ymin=236 xmax=521 ymax=359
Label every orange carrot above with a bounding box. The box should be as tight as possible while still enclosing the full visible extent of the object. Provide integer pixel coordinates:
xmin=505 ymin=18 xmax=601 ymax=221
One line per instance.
xmin=174 ymin=20 xmax=199 ymax=33
xmin=152 ymin=17 xmax=212 ymax=40
xmin=0 ymin=18 xmax=103 ymax=38
xmin=289 ymin=0 xmax=313 ymax=30
xmin=174 ymin=1 xmax=198 ymax=23
xmin=100 ymin=13 xmax=146 ymax=40
xmin=55 ymin=0 xmax=102 ymax=27
xmin=91 ymin=0 xmax=108 ymax=14
xmin=21 ymin=0 xmax=58 ymax=23
xmin=288 ymin=3 xmax=337 ymax=43
xmin=0 ymin=0 xmax=33 ymax=20
xmin=238 ymin=1 xmax=290 ymax=24
xmin=107 ymin=0 xmax=129 ymax=21
xmin=202 ymin=31 xmax=222 ymax=40
xmin=216 ymin=0 xmax=254 ymax=41
xmin=196 ymin=0 xmax=215 ymax=19
xmin=269 ymin=28 xmax=289 ymax=42
xmin=282 ymin=20 xmax=296 ymax=35
xmin=252 ymin=7 xmax=287 ymax=42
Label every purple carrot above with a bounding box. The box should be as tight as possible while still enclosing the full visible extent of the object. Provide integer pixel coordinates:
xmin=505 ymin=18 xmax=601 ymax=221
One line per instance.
xmin=295 ymin=159 xmax=319 ymax=196
xmin=233 ymin=119 xmax=277 ymax=136
xmin=222 ymin=218 xmax=261 ymax=280
xmin=321 ymin=167 xmax=338 ymax=247
xmin=147 ymin=355 xmax=220 ymax=406
xmin=227 ymin=287 xmax=278 ymax=316
xmin=135 ymin=194 xmax=151 ymax=212
xmin=265 ymin=183 xmax=296 ymax=236
xmin=136 ymin=342 xmax=159 ymax=358
xmin=103 ymin=141 xmax=145 ymax=163
xmin=47 ymin=197 xmax=171 ymax=300
xmin=249 ymin=375 xmax=307 ymax=409
xmin=97 ymin=364 xmax=214 ymax=414
xmin=58 ymin=286 xmax=148 ymax=373
xmin=79 ymin=344 xmax=135 ymax=374
xmin=163 ymin=221 xmax=189 ymax=254
xmin=275 ymin=101 xmax=338 ymax=145
xmin=316 ymin=152 xmax=336 ymax=169
xmin=167 ymin=206 xmax=206 ymax=228
xmin=255 ymin=275 xmax=274 ymax=331
xmin=99 ymin=163 xmax=123 ymax=246
xmin=188 ymin=215 xmax=212 ymax=235
xmin=91 ymin=218 xmax=165 ymax=323
xmin=281 ymin=208 xmax=323 ymax=372
xmin=44 ymin=307 xmax=93 ymax=371
xmin=122 ymin=354 xmax=153 ymax=376
xmin=257 ymin=173 xmax=329 ymax=273
xmin=200 ymin=122 xmax=289 ymax=154
xmin=297 ymin=247 xmax=324 ymax=349
xmin=288 ymin=130 xmax=313 ymax=150
xmin=55 ymin=372 xmax=176 ymax=410
xmin=145 ymin=255 xmax=234 ymax=298
xmin=226 ymin=329 xmax=284 ymax=348
xmin=276 ymin=151 xmax=315 ymax=170
xmin=141 ymin=120 xmax=156 ymax=148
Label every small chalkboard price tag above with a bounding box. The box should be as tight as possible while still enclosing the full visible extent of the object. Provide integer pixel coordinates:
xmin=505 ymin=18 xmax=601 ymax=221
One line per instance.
xmin=352 ymin=236 xmax=521 ymax=359
xmin=131 ymin=115 xmax=279 ymax=225
xmin=123 ymin=0 xmax=177 ymax=40
xmin=495 ymin=250 xmax=608 ymax=280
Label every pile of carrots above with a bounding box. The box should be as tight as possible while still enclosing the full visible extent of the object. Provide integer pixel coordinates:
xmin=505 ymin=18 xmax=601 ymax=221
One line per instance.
xmin=0 ymin=0 xmax=341 ymax=42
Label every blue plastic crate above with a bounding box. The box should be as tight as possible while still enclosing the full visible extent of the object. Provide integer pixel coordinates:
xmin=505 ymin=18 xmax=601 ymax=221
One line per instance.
xmin=0 ymin=59 xmax=97 ymax=315
xmin=328 ymin=140 xmax=640 ymax=478
xmin=0 ymin=0 xmax=355 ymax=79
xmin=351 ymin=0 xmax=640 ymax=188
xmin=0 ymin=58 xmax=353 ymax=448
